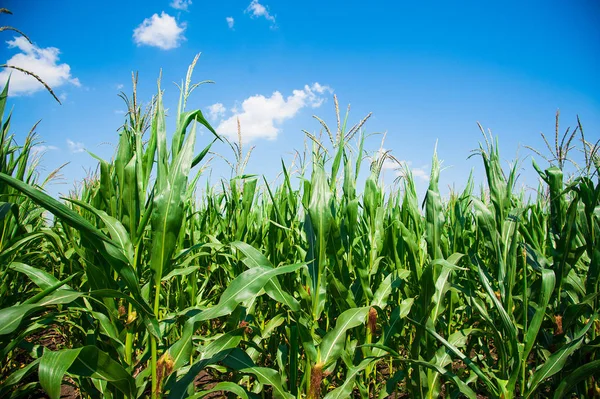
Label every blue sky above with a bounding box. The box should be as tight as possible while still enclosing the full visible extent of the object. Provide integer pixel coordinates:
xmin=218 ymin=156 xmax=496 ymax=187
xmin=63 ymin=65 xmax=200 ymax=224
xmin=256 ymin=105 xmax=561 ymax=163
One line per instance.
xmin=1 ymin=0 xmax=599 ymax=200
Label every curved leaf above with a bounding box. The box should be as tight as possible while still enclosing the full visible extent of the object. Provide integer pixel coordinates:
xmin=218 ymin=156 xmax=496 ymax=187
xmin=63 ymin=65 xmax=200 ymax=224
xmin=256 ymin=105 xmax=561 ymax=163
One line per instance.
xmin=239 ymin=367 xmax=294 ymax=399
xmin=0 ymin=304 xmax=41 ymax=335
xmin=10 ymin=262 xmax=60 ymax=289
xmin=187 ymin=382 xmax=248 ymax=399
xmin=169 ymin=263 xmax=304 ymax=369
xmin=319 ymin=307 xmax=369 ymax=367
xmin=526 ymin=316 xmax=595 ymax=398
xmin=553 ymin=359 xmax=600 ymax=399
xmin=39 ymin=346 xmax=136 ymax=399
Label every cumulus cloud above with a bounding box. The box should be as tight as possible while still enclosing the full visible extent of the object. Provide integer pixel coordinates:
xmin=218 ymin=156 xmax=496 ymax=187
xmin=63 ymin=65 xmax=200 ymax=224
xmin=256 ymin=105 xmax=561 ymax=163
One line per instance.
xmin=226 ymin=17 xmax=235 ymax=29
xmin=207 ymin=103 xmax=226 ymax=121
xmin=67 ymin=139 xmax=85 ymax=154
xmin=170 ymin=0 xmax=192 ymax=10
xmin=397 ymin=160 xmax=429 ymax=181
xmin=246 ymin=0 xmax=276 ymax=24
xmin=133 ymin=12 xmax=186 ymax=50
xmin=0 ymin=37 xmax=80 ymax=96
xmin=411 ymin=167 xmax=429 ymax=181
xmin=378 ymin=148 xmax=399 ymax=171
xmin=32 ymin=144 xmax=58 ymax=156
xmin=214 ymin=83 xmax=332 ymax=142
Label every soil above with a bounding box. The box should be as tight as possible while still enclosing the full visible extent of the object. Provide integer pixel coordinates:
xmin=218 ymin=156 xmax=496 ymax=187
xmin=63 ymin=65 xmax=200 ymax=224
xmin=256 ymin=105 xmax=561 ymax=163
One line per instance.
xmin=5 ymin=325 xmax=80 ymax=399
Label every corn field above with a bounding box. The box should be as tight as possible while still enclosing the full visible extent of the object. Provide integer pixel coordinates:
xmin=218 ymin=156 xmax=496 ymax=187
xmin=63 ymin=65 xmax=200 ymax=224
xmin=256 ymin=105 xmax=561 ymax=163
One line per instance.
xmin=0 ymin=61 xmax=599 ymax=399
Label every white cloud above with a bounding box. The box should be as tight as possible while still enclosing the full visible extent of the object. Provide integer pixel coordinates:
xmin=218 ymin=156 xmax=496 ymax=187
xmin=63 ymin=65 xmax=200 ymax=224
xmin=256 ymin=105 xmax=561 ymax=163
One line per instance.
xmin=133 ymin=12 xmax=186 ymax=50
xmin=67 ymin=139 xmax=85 ymax=154
xmin=0 ymin=37 xmax=80 ymax=96
xmin=115 ymin=109 xmax=125 ymax=115
xmin=58 ymin=92 xmax=67 ymax=102
xmin=378 ymin=150 xmax=430 ymax=182
xmin=378 ymin=148 xmax=398 ymax=171
xmin=207 ymin=103 xmax=226 ymax=121
xmin=32 ymin=144 xmax=58 ymax=156
xmin=116 ymin=83 xmax=124 ymax=90
xmin=170 ymin=0 xmax=192 ymax=10
xmin=411 ymin=167 xmax=430 ymax=181
xmin=396 ymin=160 xmax=429 ymax=181
xmin=226 ymin=17 xmax=235 ymax=29
xmin=214 ymin=83 xmax=332 ymax=142
xmin=246 ymin=0 xmax=276 ymax=24
xmin=310 ymin=82 xmax=328 ymax=94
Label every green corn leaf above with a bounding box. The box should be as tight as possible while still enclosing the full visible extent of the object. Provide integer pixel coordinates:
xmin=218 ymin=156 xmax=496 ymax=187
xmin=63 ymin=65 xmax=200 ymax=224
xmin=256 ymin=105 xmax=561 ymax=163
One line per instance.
xmin=330 ymin=137 xmax=344 ymax=190
xmin=161 ymin=266 xmax=201 ymax=281
xmin=371 ymin=273 xmax=394 ymax=309
xmin=297 ymin=317 xmax=318 ymax=362
xmin=0 ymin=77 xmax=9 ymax=121
xmin=199 ymin=330 xmax=244 ymax=360
xmin=39 ymin=348 xmax=81 ymax=399
xmin=399 ymin=297 xmax=415 ymax=319
xmin=167 ymin=330 xmax=243 ymax=399
xmin=553 ymin=359 xmax=600 ymax=399
xmin=10 ymin=262 xmax=61 ymax=289
xmin=323 ymin=357 xmax=377 ymax=399
xmin=231 ymin=241 xmax=301 ymax=311
xmin=84 ymin=309 xmax=123 ymax=348
xmin=0 ymin=172 xmax=111 ymax=245
xmin=187 ymin=382 xmax=248 ymax=399
xmin=35 ymin=289 xmax=82 ymax=306
xmin=0 ymin=231 xmax=47 ymax=260
xmin=221 ymin=347 xmax=255 ymax=370
xmin=191 ymin=138 xmax=218 ymax=168
xmin=319 ymin=307 xmax=369 ymax=367
xmin=523 ymin=268 xmax=555 ymax=359
xmin=169 ymin=263 xmax=304 ymax=369
xmin=122 ymin=153 xmax=140 ymax=238
xmin=425 ymin=148 xmax=445 ymax=260
xmin=239 ymin=367 xmax=294 ymax=399
xmin=307 ymin=164 xmax=334 ymax=296
xmin=39 ymin=346 xmax=136 ymax=399
xmin=89 ymin=289 xmax=159 ymax=338
xmin=0 ymin=172 xmax=144 ymax=303
xmin=0 ymin=304 xmax=41 ymax=335
xmin=477 ymin=261 xmax=518 ymax=355
xmin=66 ymin=198 xmax=135 ymax=265
xmin=89 ymin=289 xmax=153 ymax=317
xmin=422 ymin=322 xmax=498 ymax=396
xmin=231 ymin=240 xmax=272 ymax=267
xmin=328 ymin=273 xmax=357 ymax=310
xmin=403 ymin=358 xmax=477 ymax=399
xmin=200 ymin=263 xmax=305 ymax=320
xmin=431 ymin=254 xmax=464 ymax=321
xmin=525 ymin=316 xmax=596 ymax=398
xmin=0 ymin=201 xmax=19 ymax=222
xmin=172 ymin=109 xmax=219 ymax=158
xmin=430 ymin=329 xmax=479 ymax=396
xmin=20 ymin=272 xmax=78 ymax=306
xmin=0 ymin=358 xmax=40 ymax=397
xmin=150 ymin=117 xmax=196 ymax=285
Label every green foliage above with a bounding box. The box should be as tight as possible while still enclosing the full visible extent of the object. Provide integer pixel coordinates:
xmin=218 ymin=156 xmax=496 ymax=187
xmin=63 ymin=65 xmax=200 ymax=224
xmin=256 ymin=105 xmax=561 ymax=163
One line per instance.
xmin=0 ymin=58 xmax=598 ymax=399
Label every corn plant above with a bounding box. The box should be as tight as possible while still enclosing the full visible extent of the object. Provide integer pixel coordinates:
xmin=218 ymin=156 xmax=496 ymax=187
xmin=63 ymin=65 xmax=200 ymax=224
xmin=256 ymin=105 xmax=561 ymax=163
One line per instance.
xmin=0 ymin=58 xmax=599 ymax=399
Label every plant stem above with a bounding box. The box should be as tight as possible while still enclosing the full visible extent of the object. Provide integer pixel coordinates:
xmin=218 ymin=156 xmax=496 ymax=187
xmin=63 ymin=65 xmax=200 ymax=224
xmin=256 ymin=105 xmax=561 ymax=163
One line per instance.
xmin=125 ymin=245 xmax=142 ymax=367
xmin=125 ymin=303 xmax=134 ymax=365
xmin=521 ymin=248 xmax=528 ymax=395
xmin=151 ymin=280 xmax=161 ymax=399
